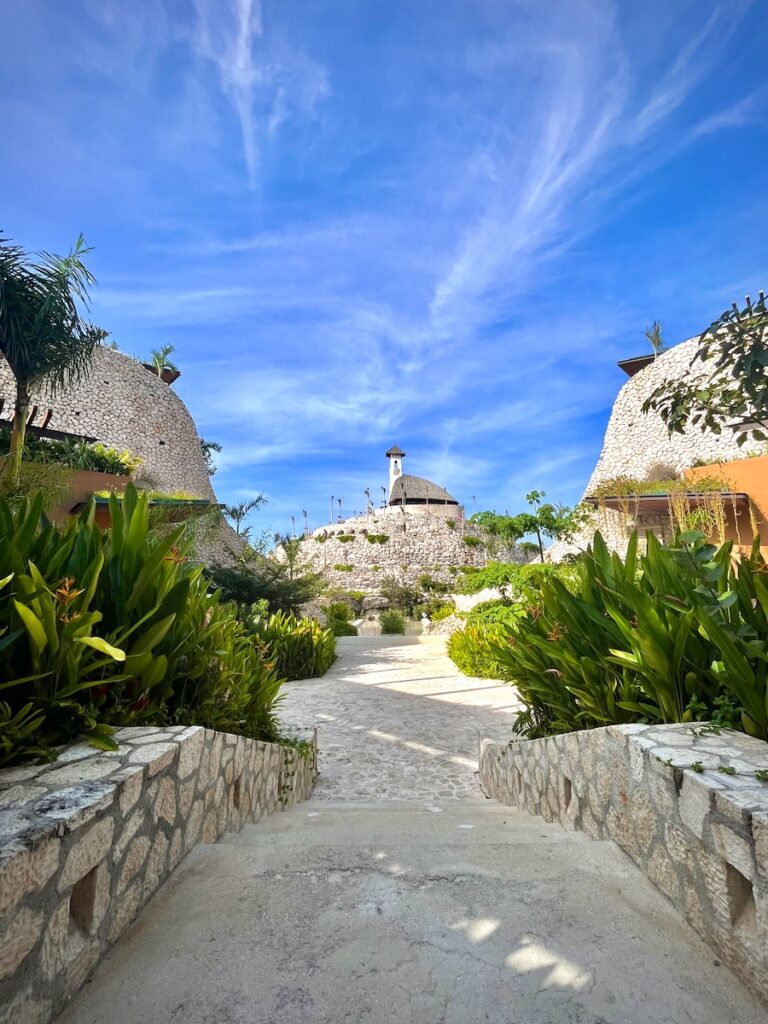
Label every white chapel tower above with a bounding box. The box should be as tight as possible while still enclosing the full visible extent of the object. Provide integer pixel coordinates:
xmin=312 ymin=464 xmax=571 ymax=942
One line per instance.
xmin=385 ymin=445 xmax=405 ymax=499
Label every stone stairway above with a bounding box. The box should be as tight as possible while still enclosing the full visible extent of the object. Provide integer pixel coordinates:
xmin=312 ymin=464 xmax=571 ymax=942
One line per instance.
xmin=56 ymin=638 xmax=765 ymax=1023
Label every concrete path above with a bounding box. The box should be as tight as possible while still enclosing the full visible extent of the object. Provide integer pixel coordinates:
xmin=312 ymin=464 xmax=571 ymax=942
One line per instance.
xmin=57 ymin=637 xmax=765 ymax=1023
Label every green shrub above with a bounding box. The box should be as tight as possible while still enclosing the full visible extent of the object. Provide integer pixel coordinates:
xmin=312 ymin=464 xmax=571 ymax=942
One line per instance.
xmin=445 ymin=518 xmax=456 ymax=530
xmin=462 ymin=535 xmax=483 ymax=548
xmin=337 ymin=534 xmax=355 ymax=543
xmin=333 ymin=564 xmax=354 ymax=572
xmin=457 ymin=561 xmax=566 ymax=595
xmin=468 ymin=530 xmax=768 ymax=741
xmin=325 ymin=600 xmax=358 ymax=637
xmin=325 ymin=601 xmax=352 ymax=622
xmin=380 ymin=610 xmax=405 ymax=634
xmin=415 ymin=598 xmax=455 ymax=620
xmin=365 ymin=533 xmax=389 ymax=544
xmin=0 ymin=487 xmax=285 ymax=765
xmin=448 ymin=626 xmax=514 ymax=680
xmin=0 ymin=424 xmax=141 ymax=476
xmin=329 ymin=619 xmax=358 ymax=637
xmin=247 ymin=608 xmax=335 ymax=679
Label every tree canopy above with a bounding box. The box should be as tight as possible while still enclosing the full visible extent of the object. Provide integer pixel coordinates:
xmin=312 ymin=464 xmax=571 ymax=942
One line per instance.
xmin=643 ymin=293 xmax=768 ymax=445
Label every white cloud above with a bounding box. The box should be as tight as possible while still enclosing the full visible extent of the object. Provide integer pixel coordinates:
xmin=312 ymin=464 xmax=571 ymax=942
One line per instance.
xmin=190 ymin=0 xmax=329 ymax=186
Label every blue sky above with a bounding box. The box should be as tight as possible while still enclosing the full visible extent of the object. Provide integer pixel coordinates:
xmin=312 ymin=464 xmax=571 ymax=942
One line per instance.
xmin=2 ymin=0 xmax=768 ymax=537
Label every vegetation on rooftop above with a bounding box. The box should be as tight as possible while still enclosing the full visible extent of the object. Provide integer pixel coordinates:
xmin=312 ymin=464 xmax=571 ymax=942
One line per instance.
xmin=0 ymin=425 xmax=141 ymax=476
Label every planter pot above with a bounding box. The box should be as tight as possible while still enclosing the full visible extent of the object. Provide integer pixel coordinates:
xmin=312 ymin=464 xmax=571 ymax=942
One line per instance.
xmin=142 ymin=363 xmax=181 ymax=385
xmin=685 ymin=454 xmax=768 ymax=554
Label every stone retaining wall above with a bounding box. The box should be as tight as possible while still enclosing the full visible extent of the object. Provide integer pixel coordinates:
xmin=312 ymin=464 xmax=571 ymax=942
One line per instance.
xmin=479 ymin=723 xmax=768 ymax=1004
xmin=0 ymin=725 xmax=317 ymax=1024
xmin=296 ymin=506 xmax=524 ymax=592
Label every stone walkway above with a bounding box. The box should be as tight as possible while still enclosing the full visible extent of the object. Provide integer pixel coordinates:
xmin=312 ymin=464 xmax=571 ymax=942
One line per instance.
xmin=279 ymin=636 xmax=523 ymax=800
xmin=57 ymin=638 xmax=765 ymax=1024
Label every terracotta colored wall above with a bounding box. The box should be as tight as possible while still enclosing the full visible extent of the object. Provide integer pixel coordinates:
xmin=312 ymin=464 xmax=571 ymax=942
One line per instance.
xmin=685 ymin=455 xmax=768 ymax=553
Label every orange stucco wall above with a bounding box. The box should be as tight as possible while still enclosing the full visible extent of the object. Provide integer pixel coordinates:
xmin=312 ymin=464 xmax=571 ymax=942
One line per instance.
xmin=685 ymin=455 xmax=768 ymax=554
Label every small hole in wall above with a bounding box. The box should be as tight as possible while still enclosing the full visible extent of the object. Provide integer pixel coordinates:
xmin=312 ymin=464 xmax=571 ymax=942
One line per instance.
xmin=515 ymin=769 xmax=523 ymax=796
xmin=69 ymin=866 xmax=98 ymax=937
xmin=233 ymin=775 xmax=242 ymax=810
xmin=158 ymin=440 xmax=166 ymax=446
xmin=726 ymin=863 xmax=757 ymax=936
xmin=563 ymin=776 xmax=572 ymax=812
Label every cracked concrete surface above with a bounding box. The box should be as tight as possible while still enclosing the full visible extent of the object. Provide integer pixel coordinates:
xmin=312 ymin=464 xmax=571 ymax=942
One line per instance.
xmin=57 ymin=638 xmax=765 ymax=1023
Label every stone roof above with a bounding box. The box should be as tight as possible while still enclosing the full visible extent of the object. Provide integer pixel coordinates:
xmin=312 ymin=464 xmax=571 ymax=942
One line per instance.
xmin=0 ymin=346 xmax=215 ymax=499
xmin=386 ymin=444 xmax=406 ymax=457
xmin=389 ymin=474 xmax=458 ymax=505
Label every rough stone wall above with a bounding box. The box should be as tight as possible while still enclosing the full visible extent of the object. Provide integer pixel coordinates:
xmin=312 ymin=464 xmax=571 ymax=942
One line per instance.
xmin=479 ymin=723 xmax=768 ymax=1004
xmin=0 ymin=348 xmax=215 ymax=499
xmin=0 ymin=724 xmax=317 ymax=1024
xmin=548 ymin=339 xmax=750 ymax=559
xmin=294 ymin=506 xmax=524 ymax=591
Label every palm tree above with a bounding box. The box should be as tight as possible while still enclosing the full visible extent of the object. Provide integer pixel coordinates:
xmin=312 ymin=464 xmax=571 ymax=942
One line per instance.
xmin=0 ymin=234 xmax=104 ymax=491
xmin=224 ymin=496 xmax=268 ymax=538
xmin=149 ymin=344 xmax=179 ymax=374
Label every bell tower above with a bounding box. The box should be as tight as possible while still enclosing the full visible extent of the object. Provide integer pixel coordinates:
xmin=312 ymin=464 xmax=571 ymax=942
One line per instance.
xmin=385 ymin=445 xmax=405 ymax=500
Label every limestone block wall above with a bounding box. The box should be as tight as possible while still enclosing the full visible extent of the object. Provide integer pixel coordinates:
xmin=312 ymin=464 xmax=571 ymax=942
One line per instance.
xmin=0 ymin=347 xmax=215 ymax=499
xmin=479 ymin=723 xmax=768 ymax=1003
xmin=296 ymin=506 xmax=524 ymax=592
xmin=0 ymin=725 xmax=317 ymax=1024
xmin=548 ymin=339 xmax=750 ymax=560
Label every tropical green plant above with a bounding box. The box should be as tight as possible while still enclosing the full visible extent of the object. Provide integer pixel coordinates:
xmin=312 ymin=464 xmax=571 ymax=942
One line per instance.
xmin=379 ymin=609 xmax=405 ymax=635
xmin=0 ymin=425 xmax=141 ymax=476
xmin=0 ymin=486 xmax=286 ymax=765
xmin=204 ymin=558 xmax=322 ymax=614
xmin=224 ymin=496 xmax=267 ymax=539
xmin=471 ymin=493 xmax=591 ymax=562
xmin=247 ymin=606 xmax=336 ymax=679
xmin=148 ymin=344 xmax=179 ymax=375
xmin=643 ymin=292 xmax=768 ymax=445
xmin=200 ymin=437 xmax=221 ymax=476
xmin=324 ymin=601 xmax=358 ymax=637
xmin=645 ymin=319 xmax=667 ymax=355
xmin=378 ymin=576 xmax=421 ymax=616
xmin=455 ymin=530 xmax=768 ymax=741
xmin=457 ymin=561 xmax=567 ymax=595
xmin=0 ymin=234 xmax=106 ymax=491
xmin=448 ymin=625 xmax=514 ymax=681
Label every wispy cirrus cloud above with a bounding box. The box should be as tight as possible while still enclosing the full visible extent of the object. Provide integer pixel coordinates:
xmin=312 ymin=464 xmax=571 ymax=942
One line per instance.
xmin=3 ymin=0 xmax=767 ymax=534
xmin=191 ymin=0 xmax=329 ymax=185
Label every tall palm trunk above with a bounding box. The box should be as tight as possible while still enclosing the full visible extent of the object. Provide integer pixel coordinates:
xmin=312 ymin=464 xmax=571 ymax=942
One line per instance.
xmin=2 ymin=380 xmax=29 ymax=491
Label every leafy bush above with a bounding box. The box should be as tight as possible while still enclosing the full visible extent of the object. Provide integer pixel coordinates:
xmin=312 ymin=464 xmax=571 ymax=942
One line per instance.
xmin=380 ymin=610 xmax=405 ymax=634
xmin=448 ymin=626 xmax=514 ymax=680
xmin=205 ymin=559 xmax=322 ymax=614
xmin=379 ymin=576 xmax=421 ymax=616
xmin=0 ymin=487 xmax=285 ymax=765
xmin=337 ymin=535 xmax=355 ymax=543
xmin=590 ymin=474 xmax=725 ymax=498
xmin=333 ymin=564 xmax=354 ymax=572
xmin=462 ymin=535 xmax=483 ymax=548
xmin=325 ymin=601 xmax=358 ymax=637
xmin=455 ymin=530 xmax=768 ymax=741
xmin=0 ymin=424 xmax=141 ymax=476
xmin=457 ymin=561 xmax=566 ymax=595
xmin=247 ymin=607 xmax=335 ymax=679
xmin=423 ymin=600 xmax=456 ymax=622
xmin=365 ymin=533 xmax=389 ymax=544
